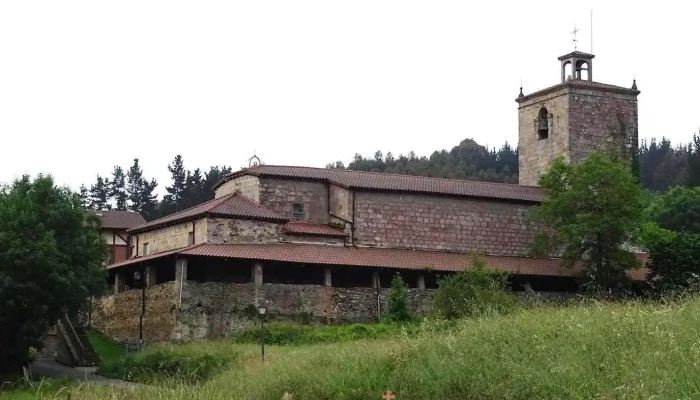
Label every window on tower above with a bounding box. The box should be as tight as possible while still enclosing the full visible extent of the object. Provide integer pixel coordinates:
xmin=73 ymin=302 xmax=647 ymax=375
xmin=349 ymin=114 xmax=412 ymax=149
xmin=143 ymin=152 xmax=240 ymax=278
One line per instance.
xmin=537 ymin=108 xmax=549 ymax=140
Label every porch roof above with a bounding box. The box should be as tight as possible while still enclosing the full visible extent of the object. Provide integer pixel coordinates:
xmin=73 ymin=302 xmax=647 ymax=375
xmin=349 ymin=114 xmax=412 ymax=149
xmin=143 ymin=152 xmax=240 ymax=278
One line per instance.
xmin=107 ymin=242 xmax=621 ymax=278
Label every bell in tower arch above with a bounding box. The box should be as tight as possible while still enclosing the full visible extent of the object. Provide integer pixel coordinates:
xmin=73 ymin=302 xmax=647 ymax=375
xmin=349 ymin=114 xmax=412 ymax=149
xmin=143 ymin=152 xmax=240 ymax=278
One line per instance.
xmin=537 ymin=107 xmax=550 ymax=140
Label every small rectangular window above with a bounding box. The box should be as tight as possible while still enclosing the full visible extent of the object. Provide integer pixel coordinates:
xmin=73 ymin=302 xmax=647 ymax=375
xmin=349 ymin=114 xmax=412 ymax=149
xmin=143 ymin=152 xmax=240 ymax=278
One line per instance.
xmin=292 ymin=203 xmax=306 ymax=221
xmin=142 ymin=242 xmax=149 ymax=256
xmin=188 ymin=232 xmax=195 ymax=245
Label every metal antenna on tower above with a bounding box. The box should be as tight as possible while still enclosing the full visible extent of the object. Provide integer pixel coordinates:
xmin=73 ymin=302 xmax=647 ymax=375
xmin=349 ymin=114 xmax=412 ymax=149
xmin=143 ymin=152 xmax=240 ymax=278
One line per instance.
xmin=590 ymin=10 xmax=593 ymax=53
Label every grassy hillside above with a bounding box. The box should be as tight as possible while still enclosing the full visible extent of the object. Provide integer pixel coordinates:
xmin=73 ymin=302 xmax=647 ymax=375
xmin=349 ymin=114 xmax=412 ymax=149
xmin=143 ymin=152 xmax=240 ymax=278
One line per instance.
xmin=6 ymin=298 xmax=700 ymax=399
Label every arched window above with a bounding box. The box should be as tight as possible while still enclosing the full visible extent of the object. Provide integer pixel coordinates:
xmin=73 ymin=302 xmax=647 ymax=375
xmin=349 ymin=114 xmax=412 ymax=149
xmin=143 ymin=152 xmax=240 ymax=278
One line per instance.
xmin=537 ymin=107 xmax=549 ymax=140
xmin=576 ymin=60 xmax=590 ymax=80
xmin=563 ymin=61 xmax=573 ymax=81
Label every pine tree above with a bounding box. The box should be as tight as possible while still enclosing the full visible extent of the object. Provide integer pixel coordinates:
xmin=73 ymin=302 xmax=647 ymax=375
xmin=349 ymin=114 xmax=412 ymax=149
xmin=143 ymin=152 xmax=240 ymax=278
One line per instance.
xmin=689 ymin=132 xmax=700 ymax=187
xmin=89 ymin=175 xmax=111 ymax=210
xmin=165 ymin=155 xmax=187 ymax=212
xmin=126 ymin=158 xmax=158 ymax=220
xmin=78 ymin=184 xmax=90 ymax=209
xmin=385 ymin=273 xmax=411 ymax=322
xmin=139 ymin=177 xmax=159 ymax=220
xmin=204 ymin=166 xmax=232 ymax=200
xmin=126 ymin=159 xmax=143 ymax=211
xmin=184 ymin=168 xmax=205 ymax=209
xmin=110 ymin=166 xmax=128 ymax=211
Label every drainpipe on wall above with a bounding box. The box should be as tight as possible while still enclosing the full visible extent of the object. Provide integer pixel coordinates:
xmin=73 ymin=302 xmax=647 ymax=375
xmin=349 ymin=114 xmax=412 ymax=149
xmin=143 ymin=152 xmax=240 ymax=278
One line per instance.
xmin=376 ymin=270 xmax=381 ymax=321
xmin=351 ymin=190 xmax=356 ymax=247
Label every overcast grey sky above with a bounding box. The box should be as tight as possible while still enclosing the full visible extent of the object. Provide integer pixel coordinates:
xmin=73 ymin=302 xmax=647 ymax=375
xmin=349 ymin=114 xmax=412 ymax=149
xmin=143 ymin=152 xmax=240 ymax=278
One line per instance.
xmin=1 ymin=1 xmax=697 ymax=192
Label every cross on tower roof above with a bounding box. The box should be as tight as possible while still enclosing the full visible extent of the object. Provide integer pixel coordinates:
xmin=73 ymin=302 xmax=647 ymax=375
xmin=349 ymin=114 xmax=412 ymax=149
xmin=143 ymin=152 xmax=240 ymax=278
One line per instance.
xmin=571 ymin=25 xmax=580 ymax=50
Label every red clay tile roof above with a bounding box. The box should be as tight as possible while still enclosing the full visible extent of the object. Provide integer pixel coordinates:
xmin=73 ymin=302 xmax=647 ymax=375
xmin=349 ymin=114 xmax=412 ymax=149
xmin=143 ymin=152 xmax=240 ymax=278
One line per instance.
xmin=216 ymin=165 xmax=544 ymax=203
xmin=183 ymin=244 xmax=576 ymax=277
xmin=283 ymin=222 xmax=346 ymax=237
xmin=107 ymin=244 xmax=203 ymax=269
xmin=95 ymin=210 xmax=146 ymax=230
xmin=108 ymin=242 xmax=649 ymax=280
xmin=127 ymin=193 xmax=286 ymax=234
xmin=517 ymin=79 xmax=640 ymax=103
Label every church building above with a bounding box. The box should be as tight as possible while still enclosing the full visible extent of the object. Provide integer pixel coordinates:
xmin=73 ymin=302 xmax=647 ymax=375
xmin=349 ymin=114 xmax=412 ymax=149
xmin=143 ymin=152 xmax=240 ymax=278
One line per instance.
xmin=94 ymin=51 xmax=643 ymax=342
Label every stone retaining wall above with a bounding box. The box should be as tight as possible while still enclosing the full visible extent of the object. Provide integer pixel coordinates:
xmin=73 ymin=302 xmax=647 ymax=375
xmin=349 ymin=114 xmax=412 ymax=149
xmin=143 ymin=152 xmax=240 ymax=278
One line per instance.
xmin=91 ymin=282 xmax=177 ymax=342
xmin=174 ymin=282 xmax=434 ymax=341
xmin=92 ymin=280 xmax=569 ymax=343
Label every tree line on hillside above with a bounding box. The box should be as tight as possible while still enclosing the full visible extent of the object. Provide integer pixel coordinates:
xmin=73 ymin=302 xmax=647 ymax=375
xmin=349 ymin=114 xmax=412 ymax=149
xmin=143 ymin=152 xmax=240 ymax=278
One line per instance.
xmin=81 ymin=133 xmax=700 ymax=222
xmin=328 ymin=133 xmax=700 ymax=191
xmin=81 ymin=156 xmax=231 ymax=221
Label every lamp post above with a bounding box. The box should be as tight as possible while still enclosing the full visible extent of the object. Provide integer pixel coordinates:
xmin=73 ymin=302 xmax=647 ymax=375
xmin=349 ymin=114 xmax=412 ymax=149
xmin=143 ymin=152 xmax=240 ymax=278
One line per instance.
xmin=258 ymin=305 xmax=267 ymax=362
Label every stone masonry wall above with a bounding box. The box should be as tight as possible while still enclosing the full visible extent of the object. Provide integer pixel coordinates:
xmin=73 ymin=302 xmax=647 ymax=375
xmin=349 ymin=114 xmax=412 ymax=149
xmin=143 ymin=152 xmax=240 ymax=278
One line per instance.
xmin=354 ymin=191 xmax=541 ymax=256
xmin=518 ymin=86 xmax=639 ymax=186
xmin=259 ymin=178 xmax=329 ymax=224
xmin=518 ymin=87 xmax=570 ymax=186
xmin=133 ymin=218 xmax=207 ymax=256
xmin=207 ymin=217 xmax=282 ymax=244
xmin=329 ymin=184 xmax=353 ymax=221
xmin=214 ymin=175 xmax=261 ymax=201
xmin=568 ymin=89 xmax=638 ymax=164
xmin=92 ymin=282 xmax=177 ymax=342
xmin=174 ymin=281 xmax=433 ymax=341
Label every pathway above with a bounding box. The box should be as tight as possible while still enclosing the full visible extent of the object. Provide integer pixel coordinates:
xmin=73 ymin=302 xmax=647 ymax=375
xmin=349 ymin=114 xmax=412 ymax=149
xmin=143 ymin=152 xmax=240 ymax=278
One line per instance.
xmin=29 ymin=359 xmax=142 ymax=390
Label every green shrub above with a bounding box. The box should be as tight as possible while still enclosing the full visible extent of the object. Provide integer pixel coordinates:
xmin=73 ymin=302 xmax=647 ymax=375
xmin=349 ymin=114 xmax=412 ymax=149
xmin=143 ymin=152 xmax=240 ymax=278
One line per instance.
xmin=385 ymin=273 xmax=411 ymax=322
xmin=99 ymin=345 xmax=235 ymax=384
xmin=643 ymin=222 xmax=700 ymax=290
xmin=232 ymin=322 xmax=412 ymax=346
xmin=433 ymin=254 xmax=518 ymax=319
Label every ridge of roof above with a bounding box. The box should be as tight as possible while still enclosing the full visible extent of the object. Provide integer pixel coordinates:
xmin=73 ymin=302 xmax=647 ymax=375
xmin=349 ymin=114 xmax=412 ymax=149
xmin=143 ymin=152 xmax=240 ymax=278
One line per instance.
xmin=214 ymin=165 xmax=543 ymax=203
xmin=127 ymin=193 xmax=287 ymax=234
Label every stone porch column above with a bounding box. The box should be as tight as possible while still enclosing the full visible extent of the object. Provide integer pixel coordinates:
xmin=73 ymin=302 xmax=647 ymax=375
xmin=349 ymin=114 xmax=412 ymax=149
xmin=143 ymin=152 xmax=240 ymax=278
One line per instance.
xmin=173 ymin=258 xmax=188 ymax=342
xmin=372 ymin=270 xmax=381 ymax=321
xmin=371 ymin=271 xmax=380 ymax=289
xmin=417 ymin=274 xmax=426 ymax=290
xmin=253 ymin=262 xmax=263 ymax=305
xmin=114 ymin=271 xmax=125 ymax=293
xmin=145 ymin=266 xmax=157 ymax=288
xmin=174 ymin=258 xmax=188 ymax=308
xmin=324 ymin=268 xmax=332 ymax=287
xmin=324 ymin=268 xmax=333 ymax=324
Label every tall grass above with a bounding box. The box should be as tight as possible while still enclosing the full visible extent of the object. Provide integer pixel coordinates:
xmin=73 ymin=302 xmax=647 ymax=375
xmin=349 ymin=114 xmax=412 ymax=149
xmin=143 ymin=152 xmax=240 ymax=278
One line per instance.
xmin=9 ymin=298 xmax=700 ymax=399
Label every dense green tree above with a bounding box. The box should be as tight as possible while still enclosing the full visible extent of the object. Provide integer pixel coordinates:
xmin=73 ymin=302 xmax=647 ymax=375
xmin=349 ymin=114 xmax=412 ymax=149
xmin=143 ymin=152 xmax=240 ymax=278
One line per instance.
xmin=329 ymin=139 xmax=520 ymax=184
xmin=646 ymin=186 xmax=700 ymax=234
xmin=643 ymin=223 xmax=700 ymax=289
xmin=164 ymin=155 xmax=187 ymax=213
xmin=385 ymin=273 xmax=411 ymax=322
xmin=689 ymin=132 xmax=700 ymax=187
xmin=203 ymin=166 xmax=232 ymax=200
xmin=89 ymin=175 xmax=111 ymax=210
xmin=183 ymin=168 xmax=205 ymax=209
xmin=78 ymin=184 xmax=90 ymax=209
xmin=529 ymin=154 xmax=644 ymax=290
xmin=328 ymin=136 xmax=698 ymax=190
xmin=433 ymin=254 xmax=516 ymax=319
xmin=126 ymin=158 xmax=159 ymax=220
xmin=110 ymin=166 xmax=128 ymax=211
xmin=0 ymin=175 xmax=107 ymax=371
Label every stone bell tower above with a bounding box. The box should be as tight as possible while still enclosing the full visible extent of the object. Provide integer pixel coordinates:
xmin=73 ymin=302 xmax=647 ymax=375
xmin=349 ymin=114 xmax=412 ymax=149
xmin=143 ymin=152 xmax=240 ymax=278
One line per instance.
xmin=516 ymin=51 xmax=640 ymax=186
